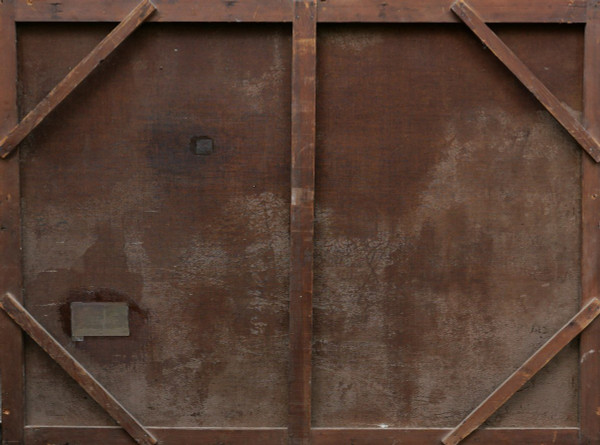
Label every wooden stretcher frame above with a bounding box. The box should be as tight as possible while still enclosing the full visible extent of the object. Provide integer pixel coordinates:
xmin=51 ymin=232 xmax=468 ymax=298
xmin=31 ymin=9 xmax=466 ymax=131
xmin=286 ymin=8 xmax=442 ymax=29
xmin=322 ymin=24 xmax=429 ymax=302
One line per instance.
xmin=1 ymin=0 xmax=600 ymax=444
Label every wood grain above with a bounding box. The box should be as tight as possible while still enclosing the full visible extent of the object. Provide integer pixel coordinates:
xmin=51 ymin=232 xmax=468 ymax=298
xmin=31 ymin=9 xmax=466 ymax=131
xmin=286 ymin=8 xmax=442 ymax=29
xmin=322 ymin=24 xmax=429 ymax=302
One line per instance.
xmin=0 ymin=0 xmax=155 ymax=158
xmin=312 ymin=428 xmax=579 ymax=444
xmin=12 ymin=0 xmax=586 ymax=23
xmin=0 ymin=1 xmax=24 ymax=443
xmin=581 ymin=1 xmax=600 ymax=443
xmin=442 ymin=297 xmax=600 ymax=445
xmin=319 ymin=0 xmax=586 ymax=23
xmin=22 ymin=426 xmax=579 ymax=445
xmin=25 ymin=426 xmax=288 ymax=445
xmin=289 ymin=1 xmax=317 ymax=443
xmin=15 ymin=0 xmax=292 ymax=23
xmin=0 ymin=293 xmax=157 ymax=445
xmin=452 ymin=0 xmax=600 ymax=162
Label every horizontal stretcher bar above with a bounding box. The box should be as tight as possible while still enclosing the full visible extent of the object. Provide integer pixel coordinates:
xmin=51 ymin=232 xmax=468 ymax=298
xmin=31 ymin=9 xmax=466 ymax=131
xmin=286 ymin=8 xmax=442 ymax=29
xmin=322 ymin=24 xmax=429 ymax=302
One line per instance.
xmin=14 ymin=0 xmax=586 ymax=23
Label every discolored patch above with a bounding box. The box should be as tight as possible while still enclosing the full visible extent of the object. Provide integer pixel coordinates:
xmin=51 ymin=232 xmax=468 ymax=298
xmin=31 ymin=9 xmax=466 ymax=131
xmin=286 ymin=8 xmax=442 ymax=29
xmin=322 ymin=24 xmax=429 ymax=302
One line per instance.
xmin=19 ymin=23 xmax=291 ymax=427
xmin=314 ymin=23 xmax=582 ymax=428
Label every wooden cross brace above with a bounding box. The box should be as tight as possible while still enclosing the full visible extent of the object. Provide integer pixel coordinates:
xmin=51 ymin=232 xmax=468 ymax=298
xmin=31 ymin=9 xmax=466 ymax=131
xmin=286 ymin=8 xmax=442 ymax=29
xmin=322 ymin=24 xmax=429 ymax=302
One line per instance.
xmin=0 ymin=293 xmax=157 ymax=445
xmin=0 ymin=0 xmax=156 ymax=158
xmin=442 ymin=297 xmax=600 ymax=445
xmin=452 ymin=0 xmax=600 ymax=162
xmin=440 ymin=13 xmax=600 ymax=439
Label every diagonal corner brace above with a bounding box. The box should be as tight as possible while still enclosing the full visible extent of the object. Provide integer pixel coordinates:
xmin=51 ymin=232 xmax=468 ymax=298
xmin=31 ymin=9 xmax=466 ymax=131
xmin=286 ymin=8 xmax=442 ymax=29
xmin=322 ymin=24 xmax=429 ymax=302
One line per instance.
xmin=452 ymin=0 xmax=600 ymax=163
xmin=0 ymin=0 xmax=156 ymax=159
xmin=442 ymin=297 xmax=600 ymax=445
xmin=0 ymin=292 xmax=158 ymax=445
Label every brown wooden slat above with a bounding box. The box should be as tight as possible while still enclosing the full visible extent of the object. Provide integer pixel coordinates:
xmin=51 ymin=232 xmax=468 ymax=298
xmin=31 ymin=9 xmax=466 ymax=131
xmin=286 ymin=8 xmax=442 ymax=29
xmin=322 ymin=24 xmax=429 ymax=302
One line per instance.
xmin=15 ymin=0 xmax=292 ymax=23
xmin=452 ymin=0 xmax=600 ymax=162
xmin=22 ymin=426 xmax=580 ymax=445
xmin=0 ymin=1 xmax=24 ymax=443
xmin=12 ymin=0 xmax=586 ymax=23
xmin=289 ymin=0 xmax=317 ymax=443
xmin=0 ymin=0 xmax=156 ymax=158
xmin=25 ymin=427 xmax=288 ymax=445
xmin=0 ymin=293 xmax=158 ymax=445
xmin=442 ymin=297 xmax=600 ymax=445
xmin=319 ymin=0 xmax=586 ymax=23
xmin=312 ymin=428 xmax=580 ymax=445
xmin=581 ymin=1 xmax=600 ymax=443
